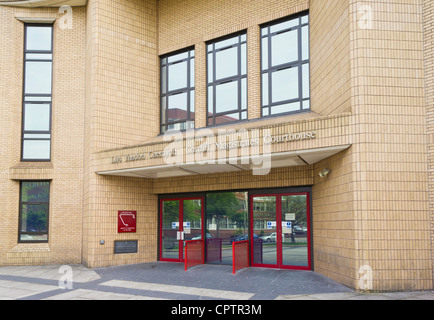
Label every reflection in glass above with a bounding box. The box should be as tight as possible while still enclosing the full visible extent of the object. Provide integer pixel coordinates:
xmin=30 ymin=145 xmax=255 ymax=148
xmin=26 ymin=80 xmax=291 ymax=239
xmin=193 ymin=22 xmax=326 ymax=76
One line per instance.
xmin=19 ymin=181 xmax=49 ymax=242
xmin=261 ymin=13 xmax=310 ymax=117
xmin=168 ymin=92 xmax=188 ymax=113
xmin=206 ymin=192 xmax=248 ymax=265
xmin=161 ymin=200 xmax=180 ymax=260
xmin=207 ymin=33 xmax=247 ymax=126
xmin=281 ymin=195 xmax=308 ymax=267
xmin=252 ymin=196 xmax=277 ymax=265
xmin=161 ymin=49 xmax=195 ymax=133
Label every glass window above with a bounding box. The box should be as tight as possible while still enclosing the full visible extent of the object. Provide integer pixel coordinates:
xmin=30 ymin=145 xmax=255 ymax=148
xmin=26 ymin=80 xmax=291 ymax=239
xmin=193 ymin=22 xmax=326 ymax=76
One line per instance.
xmin=26 ymin=26 xmax=52 ymax=51
xmin=261 ymin=12 xmax=310 ymax=117
xmin=206 ymin=192 xmax=248 ymax=265
xmin=161 ymin=48 xmax=195 ymax=133
xmin=19 ymin=181 xmax=50 ymax=242
xmin=23 ymin=104 xmax=50 ymax=131
xmin=22 ymin=25 xmax=53 ymax=161
xmin=207 ymin=33 xmax=247 ymax=126
xmin=24 ymin=62 xmax=53 ymax=95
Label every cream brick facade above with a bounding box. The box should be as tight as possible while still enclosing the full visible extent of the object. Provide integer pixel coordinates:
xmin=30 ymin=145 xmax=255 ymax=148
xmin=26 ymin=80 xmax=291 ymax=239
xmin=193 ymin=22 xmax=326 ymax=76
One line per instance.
xmin=0 ymin=0 xmax=433 ymax=292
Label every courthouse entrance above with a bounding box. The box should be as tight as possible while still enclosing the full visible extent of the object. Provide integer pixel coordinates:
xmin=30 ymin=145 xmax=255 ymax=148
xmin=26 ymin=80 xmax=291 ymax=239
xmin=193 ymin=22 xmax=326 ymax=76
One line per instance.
xmin=158 ymin=189 xmax=311 ymax=270
xmin=159 ymin=197 xmax=204 ymax=262
xmin=250 ymin=193 xmax=311 ymax=270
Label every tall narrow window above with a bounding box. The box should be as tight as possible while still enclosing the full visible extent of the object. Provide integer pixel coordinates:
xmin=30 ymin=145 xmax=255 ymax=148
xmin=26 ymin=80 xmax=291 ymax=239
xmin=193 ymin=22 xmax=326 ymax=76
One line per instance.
xmin=19 ymin=181 xmax=50 ymax=243
xmin=22 ymin=24 xmax=53 ymax=161
xmin=261 ymin=13 xmax=310 ymax=117
xmin=207 ymin=33 xmax=247 ymax=126
xmin=161 ymin=48 xmax=195 ymax=133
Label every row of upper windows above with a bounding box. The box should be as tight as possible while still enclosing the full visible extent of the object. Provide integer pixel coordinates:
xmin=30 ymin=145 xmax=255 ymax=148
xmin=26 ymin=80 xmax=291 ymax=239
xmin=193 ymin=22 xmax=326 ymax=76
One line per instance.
xmin=19 ymin=12 xmax=309 ymax=161
xmin=160 ymin=11 xmax=310 ymax=133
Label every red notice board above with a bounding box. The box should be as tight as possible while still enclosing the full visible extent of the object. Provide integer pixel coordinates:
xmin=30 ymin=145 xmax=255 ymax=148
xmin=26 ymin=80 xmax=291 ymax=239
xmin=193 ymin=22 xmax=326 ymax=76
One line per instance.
xmin=118 ymin=211 xmax=137 ymax=233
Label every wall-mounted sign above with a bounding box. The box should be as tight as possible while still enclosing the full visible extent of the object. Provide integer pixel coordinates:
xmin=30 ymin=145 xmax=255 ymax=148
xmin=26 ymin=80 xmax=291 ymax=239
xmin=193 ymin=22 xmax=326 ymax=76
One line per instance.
xmin=111 ymin=129 xmax=317 ymax=165
xmin=118 ymin=211 xmax=137 ymax=233
xmin=114 ymin=240 xmax=138 ymax=254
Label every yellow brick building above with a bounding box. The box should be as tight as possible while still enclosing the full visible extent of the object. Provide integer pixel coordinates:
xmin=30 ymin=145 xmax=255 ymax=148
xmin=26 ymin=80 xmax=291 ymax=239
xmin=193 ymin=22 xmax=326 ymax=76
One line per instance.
xmin=0 ymin=0 xmax=432 ymax=292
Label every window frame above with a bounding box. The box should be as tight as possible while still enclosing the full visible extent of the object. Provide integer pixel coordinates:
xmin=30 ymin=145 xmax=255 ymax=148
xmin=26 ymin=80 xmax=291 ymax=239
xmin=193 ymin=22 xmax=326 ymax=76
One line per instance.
xmin=261 ymin=12 xmax=310 ymax=118
xmin=160 ymin=48 xmax=195 ymax=134
xmin=207 ymin=31 xmax=248 ymax=127
xmin=18 ymin=180 xmax=50 ymax=243
xmin=21 ymin=23 xmax=54 ymax=162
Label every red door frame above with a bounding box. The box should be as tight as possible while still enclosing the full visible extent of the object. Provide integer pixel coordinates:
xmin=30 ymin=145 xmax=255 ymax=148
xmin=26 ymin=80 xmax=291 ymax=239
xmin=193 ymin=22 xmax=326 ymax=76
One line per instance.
xmin=159 ymin=197 xmax=204 ymax=263
xmin=249 ymin=192 xmax=311 ymax=271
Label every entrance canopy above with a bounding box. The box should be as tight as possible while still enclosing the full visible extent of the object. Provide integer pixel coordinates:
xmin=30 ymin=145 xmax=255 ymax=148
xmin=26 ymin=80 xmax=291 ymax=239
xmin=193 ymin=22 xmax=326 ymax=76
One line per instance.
xmin=96 ymin=145 xmax=350 ymax=179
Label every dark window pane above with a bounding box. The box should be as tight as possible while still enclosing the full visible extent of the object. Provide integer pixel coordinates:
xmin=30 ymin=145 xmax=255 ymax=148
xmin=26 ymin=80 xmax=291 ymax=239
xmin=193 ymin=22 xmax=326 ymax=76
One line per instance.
xmin=21 ymin=182 xmax=50 ymax=202
xmin=20 ymin=203 xmax=48 ymax=232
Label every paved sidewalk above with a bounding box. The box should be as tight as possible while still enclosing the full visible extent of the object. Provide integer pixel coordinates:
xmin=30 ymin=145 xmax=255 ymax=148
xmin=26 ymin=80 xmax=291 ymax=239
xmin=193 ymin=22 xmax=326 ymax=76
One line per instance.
xmin=0 ymin=262 xmax=433 ymax=300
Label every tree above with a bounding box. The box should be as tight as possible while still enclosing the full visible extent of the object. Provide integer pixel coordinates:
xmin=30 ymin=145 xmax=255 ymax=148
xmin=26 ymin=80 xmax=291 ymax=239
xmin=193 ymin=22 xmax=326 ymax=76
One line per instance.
xmin=206 ymin=193 xmax=243 ymax=237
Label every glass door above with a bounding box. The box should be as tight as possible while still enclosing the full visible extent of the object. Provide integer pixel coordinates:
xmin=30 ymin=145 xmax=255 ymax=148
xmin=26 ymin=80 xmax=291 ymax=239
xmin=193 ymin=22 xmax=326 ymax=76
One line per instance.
xmin=160 ymin=197 xmax=204 ymax=262
xmin=160 ymin=199 xmax=181 ymax=261
xmin=251 ymin=196 xmax=278 ymax=266
xmin=250 ymin=193 xmax=311 ymax=270
xmin=280 ymin=194 xmax=310 ymax=269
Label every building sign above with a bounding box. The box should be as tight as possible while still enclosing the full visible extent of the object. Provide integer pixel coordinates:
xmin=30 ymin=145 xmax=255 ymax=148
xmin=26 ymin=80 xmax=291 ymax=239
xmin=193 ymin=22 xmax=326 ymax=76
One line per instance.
xmin=118 ymin=211 xmax=137 ymax=233
xmin=111 ymin=129 xmax=317 ymax=165
xmin=114 ymin=240 xmax=138 ymax=254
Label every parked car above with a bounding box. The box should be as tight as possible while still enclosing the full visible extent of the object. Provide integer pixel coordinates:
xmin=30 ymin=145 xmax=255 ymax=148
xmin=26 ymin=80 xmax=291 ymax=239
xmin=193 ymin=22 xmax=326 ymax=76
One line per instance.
xmin=260 ymin=232 xmax=276 ymax=243
xmin=191 ymin=233 xmax=211 ymax=240
xmin=231 ymin=234 xmax=258 ymax=243
xmin=293 ymin=226 xmax=306 ymax=234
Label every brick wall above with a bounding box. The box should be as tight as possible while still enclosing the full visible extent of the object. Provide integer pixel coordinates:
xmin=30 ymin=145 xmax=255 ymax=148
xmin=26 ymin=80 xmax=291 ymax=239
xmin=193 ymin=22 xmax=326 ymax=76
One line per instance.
xmin=424 ymin=0 xmax=434 ymax=288
xmin=0 ymin=6 xmax=86 ymax=265
xmin=83 ymin=0 xmax=159 ymax=267
xmin=349 ymin=0 xmax=431 ymax=290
